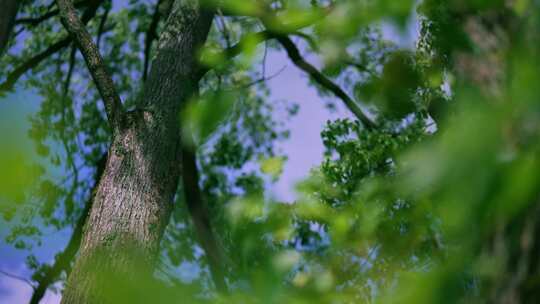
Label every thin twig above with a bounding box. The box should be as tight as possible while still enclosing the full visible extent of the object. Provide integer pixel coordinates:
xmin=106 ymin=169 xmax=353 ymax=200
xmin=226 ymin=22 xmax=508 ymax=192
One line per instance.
xmin=0 ymin=269 xmax=36 ymax=290
xmin=236 ymin=64 xmax=286 ymax=89
xmin=142 ymin=0 xmax=164 ymax=82
xmin=61 ymin=44 xmax=80 ymax=215
xmin=0 ymin=37 xmax=71 ymax=92
xmin=96 ymin=6 xmax=110 ymax=51
xmin=216 ymin=9 xmax=232 ymax=48
xmin=261 ymin=39 xmax=268 ymax=79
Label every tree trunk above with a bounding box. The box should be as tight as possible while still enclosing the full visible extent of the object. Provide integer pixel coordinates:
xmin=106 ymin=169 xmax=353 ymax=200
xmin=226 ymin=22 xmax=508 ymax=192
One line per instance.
xmin=60 ymin=1 xmax=213 ymax=303
xmin=0 ymin=0 xmax=19 ymax=55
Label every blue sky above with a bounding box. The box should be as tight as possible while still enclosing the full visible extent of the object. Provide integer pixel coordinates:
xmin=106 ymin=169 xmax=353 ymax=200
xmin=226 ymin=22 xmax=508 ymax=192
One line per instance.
xmin=0 ymin=10 xmax=419 ymax=303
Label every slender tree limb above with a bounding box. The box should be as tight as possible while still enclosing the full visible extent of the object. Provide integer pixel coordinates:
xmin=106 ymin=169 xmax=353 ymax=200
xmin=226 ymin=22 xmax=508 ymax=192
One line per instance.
xmin=181 ymin=145 xmax=227 ymax=293
xmin=0 ymin=37 xmax=72 ymax=92
xmin=253 ymin=3 xmax=376 ymax=128
xmin=58 ymin=44 xmax=80 ymax=219
xmin=56 ymin=0 xmax=124 ymax=130
xmin=205 ymin=23 xmax=375 ymax=127
xmin=15 ymin=11 xmax=58 ymax=27
xmin=142 ymin=0 xmax=165 ymax=82
xmin=0 ymin=0 xmax=20 ymax=55
xmin=63 ymin=45 xmax=78 ymax=96
xmin=29 ymin=154 xmax=107 ymax=304
xmin=236 ymin=64 xmax=286 ymax=89
xmin=272 ymin=34 xmax=376 ymax=129
xmin=95 ymin=6 xmax=110 ymax=51
xmin=216 ymin=10 xmax=232 ymax=48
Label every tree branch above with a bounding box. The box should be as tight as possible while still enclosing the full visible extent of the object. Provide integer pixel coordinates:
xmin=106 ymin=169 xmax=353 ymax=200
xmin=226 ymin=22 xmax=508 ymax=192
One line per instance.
xmin=272 ymin=34 xmax=376 ymax=129
xmin=0 ymin=0 xmax=20 ymax=55
xmin=181 ymin=146 xmax=227 ymax=293
xmin=95 ymin=5 xmax=110 ymax=51
xmin=0 ymin=37 xmax=72 ymax=92
xmin=29 ymin=153 xmax=107 ymax=304
xmin=201 ymin=27 xmax=375 ymax=128
xmin=199 ymin=2 xmax=375 ymax=127
xmin=0 ymin=2 xmax=102 ymax=93
xmin=56 ymin=0 xmax=124 ymax=130
xmin=194 ymin=8 xmax=375 ymax=130
xmin=0 ymin=269 xmax=35 ymax=290
xmin=142 ymin=0 xmax=165 ymax=82
xmin=253 ymin=3 xmax=376 ymax=128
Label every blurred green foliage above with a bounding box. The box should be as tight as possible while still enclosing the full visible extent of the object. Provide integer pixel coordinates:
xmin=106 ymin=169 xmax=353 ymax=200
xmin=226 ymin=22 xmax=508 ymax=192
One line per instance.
xmin=1 ymin=0 xmax=540 ymax=303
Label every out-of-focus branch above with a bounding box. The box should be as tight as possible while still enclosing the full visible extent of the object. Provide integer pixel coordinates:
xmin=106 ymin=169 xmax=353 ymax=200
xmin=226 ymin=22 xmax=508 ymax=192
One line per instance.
xmin=143 ymin=0 xmax=165 ymax=82
xmin=29 ymin=153 xmax=107 ymax=304
xmin=0 ymin=37 xmax=72 ymax=92
xmin=95 ymin=5 xmax=110 ymax=51
xmin=59 ymin=44 xmax=80 ymax=217
xmin=0 ymin=0 xmax=20 ymax=55
xmin=56 ymin=0 xmax=124 ymax=130
xmin=181 ymin=146 xmax=227 ymax=293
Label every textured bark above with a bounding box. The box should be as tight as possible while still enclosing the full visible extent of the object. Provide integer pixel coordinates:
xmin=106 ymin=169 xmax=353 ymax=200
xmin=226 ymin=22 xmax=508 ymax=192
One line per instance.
xmin=0 ymin=0 xmax=18 ymax=55
xmin=60 ymin=1 xmax=214 ymax=303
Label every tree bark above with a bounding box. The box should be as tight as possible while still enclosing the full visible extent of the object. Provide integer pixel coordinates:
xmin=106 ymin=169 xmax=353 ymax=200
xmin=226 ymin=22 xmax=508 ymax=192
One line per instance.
xmin=60 ymin=1 xmax=213 ymax=303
